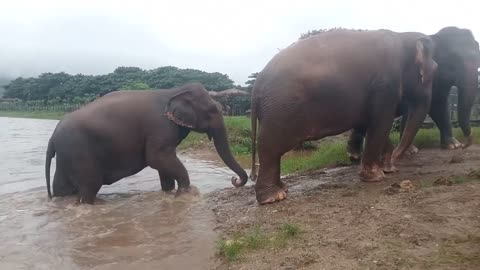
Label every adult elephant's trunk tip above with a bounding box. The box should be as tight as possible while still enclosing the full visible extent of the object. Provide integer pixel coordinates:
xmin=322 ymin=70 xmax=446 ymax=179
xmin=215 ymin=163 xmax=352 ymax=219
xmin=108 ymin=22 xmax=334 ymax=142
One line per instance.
xmin=210 ymin=124 xmax=249 ymax=188
xmin=231 ymin=175 xmax=248 ymax=187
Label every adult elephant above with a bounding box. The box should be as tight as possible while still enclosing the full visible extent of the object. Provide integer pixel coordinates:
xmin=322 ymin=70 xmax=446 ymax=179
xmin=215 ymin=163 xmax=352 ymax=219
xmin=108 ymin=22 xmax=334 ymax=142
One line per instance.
xmin=45 ymin=83 xmax=248 ymax=204
xmin=250 ymin=29 xmax=437 ymax=204
xmin=347 ymin=26 xmax=480 ymax=161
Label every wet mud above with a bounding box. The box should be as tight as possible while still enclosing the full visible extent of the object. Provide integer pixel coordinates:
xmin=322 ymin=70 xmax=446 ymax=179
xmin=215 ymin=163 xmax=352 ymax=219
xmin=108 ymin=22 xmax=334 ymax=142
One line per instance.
xmin=208 ymin=145 xmax=480 ymax=269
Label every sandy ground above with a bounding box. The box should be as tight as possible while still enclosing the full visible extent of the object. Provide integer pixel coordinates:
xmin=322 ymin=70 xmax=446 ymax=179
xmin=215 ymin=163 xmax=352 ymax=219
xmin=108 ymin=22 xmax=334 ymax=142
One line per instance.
xmin=206 ymin=145 xmax=480 ymax=270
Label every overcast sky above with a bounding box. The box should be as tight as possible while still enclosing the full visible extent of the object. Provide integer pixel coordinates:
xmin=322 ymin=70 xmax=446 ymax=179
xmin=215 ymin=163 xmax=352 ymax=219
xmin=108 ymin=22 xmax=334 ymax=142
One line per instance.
xmin=1 ymin=0 xmax=478 ymax=85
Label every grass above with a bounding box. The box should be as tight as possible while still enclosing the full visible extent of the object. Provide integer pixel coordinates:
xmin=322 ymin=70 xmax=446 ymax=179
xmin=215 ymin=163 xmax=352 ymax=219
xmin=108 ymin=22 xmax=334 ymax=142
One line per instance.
xmin=3 ymin=110 xmax=480 ymax=175
xmin=216 ymin=223 xmax=302 ymax=261
xmin=178 ymin=116 xmax=251 ymax=154
xmin=418 ymin=169 xmax=480 ymax=188
xmin=0 ymin=110 xmax=64 ymax=120
xmin=280 ymin=141 xmax=350 ymax=174
xmin=390 ymin=127 xmax=480 ymax=148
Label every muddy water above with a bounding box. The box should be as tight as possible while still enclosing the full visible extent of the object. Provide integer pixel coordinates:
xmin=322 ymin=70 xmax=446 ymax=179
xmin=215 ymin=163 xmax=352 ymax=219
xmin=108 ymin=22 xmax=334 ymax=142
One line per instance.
xmin=0 ymin=117 xmax=243 ymax=270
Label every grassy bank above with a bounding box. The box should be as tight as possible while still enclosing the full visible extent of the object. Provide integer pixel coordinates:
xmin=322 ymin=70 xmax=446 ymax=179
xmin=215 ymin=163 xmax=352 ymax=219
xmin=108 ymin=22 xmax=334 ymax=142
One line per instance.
xmin=3 ymin=111 xmax=480 ymax=175
xmin=179 ymin=116 xmax=480 ymax=175
xmin=0 ymin=111 xmax=64 ymax=120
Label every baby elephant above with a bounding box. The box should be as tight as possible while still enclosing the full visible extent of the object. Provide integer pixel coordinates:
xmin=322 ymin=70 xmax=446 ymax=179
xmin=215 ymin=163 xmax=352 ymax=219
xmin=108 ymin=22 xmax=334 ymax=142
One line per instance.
xmin=45 ymin=83 xmax=248 ymax=204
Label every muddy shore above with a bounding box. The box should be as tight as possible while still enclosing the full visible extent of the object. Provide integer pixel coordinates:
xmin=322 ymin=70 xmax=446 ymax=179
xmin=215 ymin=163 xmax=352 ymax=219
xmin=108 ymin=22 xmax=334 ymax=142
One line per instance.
xmin=205 ymin=145 xmax=480 ymax=269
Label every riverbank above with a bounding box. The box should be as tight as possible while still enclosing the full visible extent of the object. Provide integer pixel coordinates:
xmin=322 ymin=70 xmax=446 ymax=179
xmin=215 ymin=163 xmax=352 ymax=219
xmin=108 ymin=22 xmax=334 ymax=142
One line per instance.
xmin=2 ymin=110 xmax=480 ymax=176
xmin=207 ymin=145 xmax=480 ymax=269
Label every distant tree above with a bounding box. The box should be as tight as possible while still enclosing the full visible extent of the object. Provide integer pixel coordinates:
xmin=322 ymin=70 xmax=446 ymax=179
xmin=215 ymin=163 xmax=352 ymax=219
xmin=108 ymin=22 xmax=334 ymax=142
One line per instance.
xmin=119 ymin=81 xmax=151 ymax=90
xmin=244 ymin=72 xmax=259 ymax=92
xmin=299 ymin=27 xmax=366 ymax=40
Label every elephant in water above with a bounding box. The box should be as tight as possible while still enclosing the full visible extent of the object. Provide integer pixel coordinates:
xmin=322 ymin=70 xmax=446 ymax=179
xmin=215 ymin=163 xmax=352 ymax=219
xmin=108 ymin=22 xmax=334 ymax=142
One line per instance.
xmin=347 ymin=26 xmax=480 ymax=162
xmin=45 ymin=83 xmax=248 ymax=204
xmin=250 ymin=29 xmax=438 ymax=204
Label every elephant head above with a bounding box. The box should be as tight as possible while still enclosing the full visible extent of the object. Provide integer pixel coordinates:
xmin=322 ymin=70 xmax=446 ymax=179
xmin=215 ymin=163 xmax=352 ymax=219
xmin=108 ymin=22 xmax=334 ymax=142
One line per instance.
xmin=164 ymin=83 xmax=248 ymax=187
xmin=431 ymin=27 xmax=480 ymax=146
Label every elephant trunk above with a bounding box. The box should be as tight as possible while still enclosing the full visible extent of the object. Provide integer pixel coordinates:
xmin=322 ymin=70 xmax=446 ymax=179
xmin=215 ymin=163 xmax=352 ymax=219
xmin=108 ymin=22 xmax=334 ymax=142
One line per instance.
xmin=393 ymin=87 xmax=432 ymax=162
xmin=210 ymin=120 xmax=248 ymax=187
xmin=457 ymin=65 xmax=478 ymax=148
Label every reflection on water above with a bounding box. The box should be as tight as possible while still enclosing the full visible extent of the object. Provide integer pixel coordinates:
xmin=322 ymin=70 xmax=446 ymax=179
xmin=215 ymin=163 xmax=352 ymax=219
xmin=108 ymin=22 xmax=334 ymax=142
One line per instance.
xmin=0 ymin=117 xmax=243 ymax=269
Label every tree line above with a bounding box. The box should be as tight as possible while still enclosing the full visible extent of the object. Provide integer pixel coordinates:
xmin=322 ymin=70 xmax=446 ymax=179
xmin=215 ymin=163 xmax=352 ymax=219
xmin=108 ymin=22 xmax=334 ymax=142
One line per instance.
xmin=2 ymin=66 xmax=250 ymax=102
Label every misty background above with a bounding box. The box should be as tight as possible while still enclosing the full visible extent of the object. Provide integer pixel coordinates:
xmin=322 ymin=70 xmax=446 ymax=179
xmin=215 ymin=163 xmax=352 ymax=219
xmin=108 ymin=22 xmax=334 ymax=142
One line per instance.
xmin=1 ymin=0 xmax=479 ymax=91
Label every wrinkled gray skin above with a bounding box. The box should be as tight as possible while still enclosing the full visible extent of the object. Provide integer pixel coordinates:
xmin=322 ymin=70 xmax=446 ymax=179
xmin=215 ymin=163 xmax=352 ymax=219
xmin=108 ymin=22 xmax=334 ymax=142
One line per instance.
xmin=45 ymin=83 xmax=248 ymax=204
xmin=250 ymin=29 xmax=437 ymax=204
xmin=347 ymin=27 xmax=480 ymax=162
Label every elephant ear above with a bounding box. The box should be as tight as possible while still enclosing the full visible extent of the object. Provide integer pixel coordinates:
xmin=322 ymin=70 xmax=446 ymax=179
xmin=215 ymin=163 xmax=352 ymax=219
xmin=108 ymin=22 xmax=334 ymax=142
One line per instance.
xmin=415 ymin=37 xmax=438 ymax=84
xmin=164 ymin=91 xmax=197 ymax=129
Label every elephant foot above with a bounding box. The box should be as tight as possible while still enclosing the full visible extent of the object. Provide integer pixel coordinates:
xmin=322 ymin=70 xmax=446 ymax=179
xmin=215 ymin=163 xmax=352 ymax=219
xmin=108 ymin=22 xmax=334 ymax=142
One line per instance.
xmin=382 ymin=161 xmax=398 ymax=174
xmin=256 ymin=185 xmax=287 ymax=205
xmin=405 ymin=144 xmax=419 ymax=155
xmin=175 ymin=185 xmax=200 ymax=198
xmin=359 ymin=164 xmax=385 ymax=182
xmin=77 ymin=195 xmax=96 ymax=205
xmin=163 ymin=189 xmax=176 ymax=195
xmin=441 ymin=137 xmax=463 ymax=150
xmin=278 ymin=180 xmax=288 ymax=193
xmin=463 ymin=135 xmax=473 ymax=149
xmin=348 ymin=152 xmax=362 ymax=163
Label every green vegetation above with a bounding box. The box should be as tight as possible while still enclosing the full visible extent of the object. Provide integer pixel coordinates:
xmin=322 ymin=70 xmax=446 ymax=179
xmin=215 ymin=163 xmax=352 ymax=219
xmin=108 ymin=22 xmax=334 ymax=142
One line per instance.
xmin=216 ymin=223 xmax=302 ymax=261
xmin=2 ymin=66 xmax=241 ymax=101
xmin=177 ymin=116 xmax=252 ymax=154
xmin=0 ymin=110 xmax=64 ymax=120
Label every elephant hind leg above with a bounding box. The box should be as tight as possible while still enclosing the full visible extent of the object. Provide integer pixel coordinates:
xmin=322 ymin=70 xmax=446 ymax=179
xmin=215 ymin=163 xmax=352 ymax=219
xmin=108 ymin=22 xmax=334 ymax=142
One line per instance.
xmin=255 ymin=127 xmax=299 ymax=204
xmin=70 ymin=159 xmax=103 ymax=204
xmin=255 ymin=153 xmax=286 ymax=204
xmin=52 ymin=163 xmax=78 ymax=197
xmin=75 ymin=172 xmax=103 ymax=204
xmin=347 ymin=127 xmax=366 ymax=163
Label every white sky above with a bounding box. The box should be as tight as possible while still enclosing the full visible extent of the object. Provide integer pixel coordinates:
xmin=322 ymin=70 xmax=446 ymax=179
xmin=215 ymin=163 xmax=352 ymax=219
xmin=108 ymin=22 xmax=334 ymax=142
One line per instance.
xmin=0 ymin=0 xmax=478 ymax=85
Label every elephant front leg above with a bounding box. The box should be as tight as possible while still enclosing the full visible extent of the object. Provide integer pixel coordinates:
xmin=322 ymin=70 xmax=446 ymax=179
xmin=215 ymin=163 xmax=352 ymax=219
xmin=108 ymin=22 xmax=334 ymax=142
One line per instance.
xmin=360 ymin=94 xmax=398 ymax=182
xmin=429 ymin=95 xmax=462 ymax=149
xmin=399 ymin=114 xmax=420 ymax=156
xmin=146 ymin=145 xmax=192 ymax=197
xmin=360 ymin=140 xmax=386 ymax=183
xmin=382 ymin=137 xmax=398 ymax=173
xmin=158 ymin=171 xmax=176 ymax=193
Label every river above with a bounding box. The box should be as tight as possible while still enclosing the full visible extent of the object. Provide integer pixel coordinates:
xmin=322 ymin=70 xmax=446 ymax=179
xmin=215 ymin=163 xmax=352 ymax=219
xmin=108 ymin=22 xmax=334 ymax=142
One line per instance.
xmin=0 ymin=117 xmax=242 ymax=270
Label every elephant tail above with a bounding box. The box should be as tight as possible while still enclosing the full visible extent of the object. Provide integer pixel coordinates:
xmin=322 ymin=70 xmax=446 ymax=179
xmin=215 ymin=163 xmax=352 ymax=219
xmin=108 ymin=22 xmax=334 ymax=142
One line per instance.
xmin=45 ymin=139 xmax=55 ymax=199
xmin=250 ymin=95 xmax=258 ymax=181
